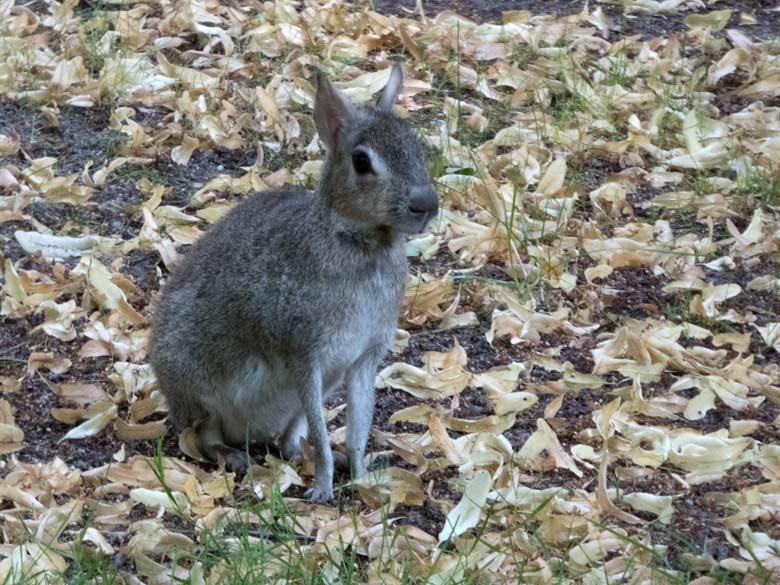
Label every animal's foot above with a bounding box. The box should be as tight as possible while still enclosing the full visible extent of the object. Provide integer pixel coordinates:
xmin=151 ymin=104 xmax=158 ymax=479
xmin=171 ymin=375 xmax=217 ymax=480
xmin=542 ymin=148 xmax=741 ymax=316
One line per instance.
xmin=304 ymin=481 xmax=333 ymax=504
xmin=280 ymin=416 xmax=307 ymax=460
xmin=332 ymin=451 xmax=349 ymax=472
xmin=350 ymin=463 xmax=368 ymax=480
xmin=346 ymin=449 xmax=367 ymax=479
xmin=281 ymin=437 xmax=302 ymax=461
xmin=219 ymin=448 xmax=255 ymax=473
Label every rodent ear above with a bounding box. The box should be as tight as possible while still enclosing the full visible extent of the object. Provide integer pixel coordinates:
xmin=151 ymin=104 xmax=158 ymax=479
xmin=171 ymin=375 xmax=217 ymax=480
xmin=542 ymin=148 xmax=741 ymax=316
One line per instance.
xmin=312 ymin=68 xmax=355 ymax=151
xmin=376 ymin=62 xmax=403 ymax=111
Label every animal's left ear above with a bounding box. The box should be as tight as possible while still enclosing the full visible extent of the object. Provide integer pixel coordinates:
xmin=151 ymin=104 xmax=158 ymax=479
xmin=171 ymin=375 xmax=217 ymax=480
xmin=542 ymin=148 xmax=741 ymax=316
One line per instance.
xmin=312 ymin=67 xmax=355 ymax=151
xmin=376 ymin=62 xmax=403 ymax=111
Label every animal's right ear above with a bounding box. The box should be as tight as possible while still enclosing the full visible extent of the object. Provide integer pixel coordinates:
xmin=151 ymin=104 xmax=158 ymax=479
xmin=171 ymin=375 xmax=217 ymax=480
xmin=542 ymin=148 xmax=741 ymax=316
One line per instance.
xmin=312 ymin=68 xmax=355 ymax=151
xmin=376 ymin=62 xmax=403 ymax=111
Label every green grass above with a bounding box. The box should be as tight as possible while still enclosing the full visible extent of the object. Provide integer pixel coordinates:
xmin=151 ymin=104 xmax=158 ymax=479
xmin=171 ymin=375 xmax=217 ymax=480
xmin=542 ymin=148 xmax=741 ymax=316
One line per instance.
xmin=547 ymin=86 xmax=590 ymax=124
xmin=114 ymin=164 xmax=170 ymax=185
xmin=65 ymin=530 xmax=120 ymax=585
xmin=663 ymin=294 xmax=737 ymax=334
xmin=603 ymin=56 xmax=634 ymax=88
xmin=79 ymin=16 xmax=114 ymax=78
xmin=2 ymin=444 xmax=773 ymax=585
xmin=734 ymin=165 xmax=780 ymax=209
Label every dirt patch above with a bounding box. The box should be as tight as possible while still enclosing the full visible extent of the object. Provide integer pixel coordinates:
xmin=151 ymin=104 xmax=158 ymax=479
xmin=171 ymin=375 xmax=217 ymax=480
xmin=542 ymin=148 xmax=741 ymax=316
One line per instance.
xmin=391 ymin=499 xmax=447 ymax=537
xmin=0 ymin=102 xmax=121 ymax=173
xmin=120 ymin=248 xmax=161 ymax=302
xmin=0 ymin=101 xmax=259 ymax=263
xmin=153 ymin=146 xmax=258 ymax=208
xmin=0 ymin=101 xmax=144 ymax=248
xmin=408 ymin=249 xmax=459 ymax=277
xmin=0 ymin=319 xmax=181 ymax=471
xmin=599 ymin=266 xmax=673 ymax=320
xmin=634 ymin=401 xmax=780 ymax=440
xmin=705 ymin=261 xmax=780 ymax=328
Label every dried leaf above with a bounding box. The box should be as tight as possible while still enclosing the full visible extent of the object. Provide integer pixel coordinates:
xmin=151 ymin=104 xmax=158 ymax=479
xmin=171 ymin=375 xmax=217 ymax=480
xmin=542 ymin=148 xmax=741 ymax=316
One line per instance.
xmin=59 ymin=405 xmax=118 ymax=442
xmin=438 ymin=470 xmax=492 ymax=542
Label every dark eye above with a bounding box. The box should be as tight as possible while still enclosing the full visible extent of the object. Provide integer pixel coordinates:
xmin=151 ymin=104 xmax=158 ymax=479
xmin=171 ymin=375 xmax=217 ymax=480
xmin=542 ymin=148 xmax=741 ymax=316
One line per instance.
xmin=351 ymin=150 xmax=373 ymax=175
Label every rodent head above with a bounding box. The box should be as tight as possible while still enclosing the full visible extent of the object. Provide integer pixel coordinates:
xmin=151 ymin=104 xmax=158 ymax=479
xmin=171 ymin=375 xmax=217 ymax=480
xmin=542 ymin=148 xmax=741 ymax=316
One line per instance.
xmin=313 ymin=64 xmax=438 ymax=235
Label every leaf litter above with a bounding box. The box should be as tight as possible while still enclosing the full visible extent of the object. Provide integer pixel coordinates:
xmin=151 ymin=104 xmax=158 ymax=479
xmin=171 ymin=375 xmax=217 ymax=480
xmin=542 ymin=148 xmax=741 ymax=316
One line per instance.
xmin=1 ymin=0 xmax=780 ymax=583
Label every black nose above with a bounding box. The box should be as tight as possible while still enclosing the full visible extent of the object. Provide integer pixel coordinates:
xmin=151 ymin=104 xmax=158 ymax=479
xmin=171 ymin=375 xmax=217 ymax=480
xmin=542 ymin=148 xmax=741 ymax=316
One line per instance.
xmin=408 ymin=186 xmax=438 ymax=216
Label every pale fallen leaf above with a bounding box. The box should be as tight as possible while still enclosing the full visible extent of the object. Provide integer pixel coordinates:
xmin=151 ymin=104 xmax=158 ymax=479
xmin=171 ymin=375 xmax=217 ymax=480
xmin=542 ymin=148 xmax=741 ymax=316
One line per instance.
xmin=621 ymin=492 xmax=674 ymax=524
xmin=27 ymin=352 xmax=72 ymax=375
xmin=352 ymin=467 xmax=425 ymax=507
xmin=47 ymin=381 xmax=108 ymax=405
xmin=130 ymin=488 xmax=190 ymax=514
xmin=684 ymin=9 xmax=733 ymax=31
xmin=59 ymin=405 xmax=118 ymax=442
xmin=756 ymin=323 xmax=780 ymax=352
xmin=14 ymin=231 xmax=118 ymax=260
xmin=515 ymin=419 xmax=583 ymax=478
xmin=438 ymin=470 xmax=492 ymax=542
xmin=376 ymin=341 xmax=471 ymax=400
xmin=72 ymin=255 xmax=127 ymax=310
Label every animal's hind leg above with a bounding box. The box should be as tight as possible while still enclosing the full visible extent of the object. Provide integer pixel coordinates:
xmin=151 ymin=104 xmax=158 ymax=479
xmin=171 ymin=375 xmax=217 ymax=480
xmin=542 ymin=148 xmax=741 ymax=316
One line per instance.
xmin=280 ymin=414 xmax=307 ymax=460
xmin=279 ymin=411 xmax=348 ymax=470
xmin=195 ymin=415 xmax=254 ymax=472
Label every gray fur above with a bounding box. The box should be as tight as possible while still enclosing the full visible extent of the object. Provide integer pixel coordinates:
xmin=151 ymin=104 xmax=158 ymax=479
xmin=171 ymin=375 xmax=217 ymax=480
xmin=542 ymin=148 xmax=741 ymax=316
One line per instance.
xmin=149 ymin=65 xmax=438 ymax=503
xmin=376 ymin=63 xmax=403 ymax=111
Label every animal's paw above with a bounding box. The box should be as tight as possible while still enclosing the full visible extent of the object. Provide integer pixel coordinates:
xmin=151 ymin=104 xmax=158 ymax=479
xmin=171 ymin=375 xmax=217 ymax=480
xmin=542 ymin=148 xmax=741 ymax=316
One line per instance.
xmin=220 ymin=449 xmax=255 ymax=473
xmin=332 ymin=451 xmax=349 ymax=472
xmin=350 ymin=463 xmax=368 ymax=481
xmin=281 ymin=435 xmax=302 ymax=461
xmin=346 ymin=449 xmax=367 ymax=479
xmin=304 ymin=482 xmax=333 ymax=504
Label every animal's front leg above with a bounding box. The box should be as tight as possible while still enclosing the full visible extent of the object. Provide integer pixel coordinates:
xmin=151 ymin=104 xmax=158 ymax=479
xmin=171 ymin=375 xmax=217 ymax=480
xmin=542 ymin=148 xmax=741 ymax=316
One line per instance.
xmin=345 ymin=347 xmax=382 ymax=480
xmin=297 ymin=367 xmax=334 ymax=503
